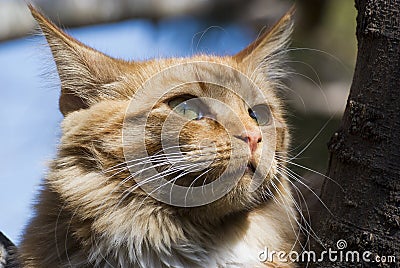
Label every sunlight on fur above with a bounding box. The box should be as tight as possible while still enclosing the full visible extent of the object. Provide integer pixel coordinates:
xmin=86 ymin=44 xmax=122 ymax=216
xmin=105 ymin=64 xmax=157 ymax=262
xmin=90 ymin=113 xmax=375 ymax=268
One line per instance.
xmin=15 ymin=4 xmax=321 ymax=268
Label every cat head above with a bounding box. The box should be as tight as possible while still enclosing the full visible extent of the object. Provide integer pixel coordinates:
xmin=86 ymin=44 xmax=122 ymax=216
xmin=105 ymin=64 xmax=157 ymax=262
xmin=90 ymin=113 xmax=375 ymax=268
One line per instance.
xmin=30 ymin=4 xmax=293 ymax=220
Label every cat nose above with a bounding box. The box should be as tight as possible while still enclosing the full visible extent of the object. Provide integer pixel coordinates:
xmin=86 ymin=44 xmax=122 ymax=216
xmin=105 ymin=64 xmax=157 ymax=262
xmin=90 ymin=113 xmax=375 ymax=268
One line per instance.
xmin=236 ymin=129 xmax=262 ymax=153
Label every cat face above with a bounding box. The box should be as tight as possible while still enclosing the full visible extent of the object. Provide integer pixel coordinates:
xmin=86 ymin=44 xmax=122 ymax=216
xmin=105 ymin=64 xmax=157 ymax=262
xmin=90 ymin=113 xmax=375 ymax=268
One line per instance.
xmin=31 ymin=5 xmax=293 ymax=218
xmin=121 ymin=60 xmax=287 ymax=209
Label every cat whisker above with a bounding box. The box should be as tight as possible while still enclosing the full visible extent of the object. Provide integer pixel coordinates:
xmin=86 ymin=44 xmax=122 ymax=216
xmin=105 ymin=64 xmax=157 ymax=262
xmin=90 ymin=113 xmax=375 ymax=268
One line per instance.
xmin=274 ymin=172 xmax=323 ymax=250
xmin=110 ymin=159 xmax=183 ymax=191
xmin=119 ymin=162 xmax=198 ymax=203
xmin=286 ymin=60 xmax=322 ymax=88
xmin=183 ymin=168 xmax=212 ymax=204
xmin=282 ymin=177 xmax=313 ymax=245
xmin=276 ymin=165 xmax=333 ymax=215
xmin=274 ymin=81 xmax=307 ymax=112
xmin=103 ymin=149 xmax=191 ymax=173
xmin=103 ymin=146 xmax=215 ymax=177
xmin=108 ymin=159 xmax=191 ymax=205
xmin=251 ymin=57 xmax=289 ymax=81
xmin=54 ymin=203 xmax=68 ymax=264
xmin=269 ymin=178 xmax=304 ymax=254
xmin=276 ymin=169 xmax=329 ymax=251
xmin=271 ymin=176 xmax=325 ymax=257
xmin=137 ymin=163 xmax=202 ymax=209
xmin=279 ymin=114 xmax=334 ymax=163
xmin=201 ymin=168 xmax=216 ymax=197
xmin=169 ymin=165 xmax=210 ymax=207
xmin=284 ymin=47 xmax=351 ymax=74
xmin=270 ymin=179 xmax=300 ymax=231
xmin=103 ymin=152 xmax=199 ymax=184
xmin=63 ymin=203 xmax=81 ymax=267
xmin=276 ymin=166 xmax=335 ymax=248
xmin=259 ymin=185 xmax=275 ymax=203
xmin=85 ymin=159 xmax=193 ymax=242
xmin=275 ymin=151 xmax=307 ymax=162
xmin=191 ymin=25 xmax=227 ymax=55
xmin=103 ymin=144 xmax=197 ymax=171
xmin=275 ymin=156 xmax=343 ymax=192
xmin=253 ymin=46 xmax=350 ymax=77
xmin=284 ymin=70 xmax=331 ymax=110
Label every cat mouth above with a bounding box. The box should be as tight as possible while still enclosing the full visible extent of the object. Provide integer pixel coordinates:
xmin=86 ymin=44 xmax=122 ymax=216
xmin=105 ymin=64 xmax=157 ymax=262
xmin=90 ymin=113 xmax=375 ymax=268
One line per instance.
xmin=246 ymin=162 xmax=256 ymax=174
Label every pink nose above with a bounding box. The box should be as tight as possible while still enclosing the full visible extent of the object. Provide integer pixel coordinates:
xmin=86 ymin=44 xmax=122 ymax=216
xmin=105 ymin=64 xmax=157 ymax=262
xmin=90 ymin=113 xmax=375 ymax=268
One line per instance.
xmin=237 ymin=129 xmax=262 ymax=153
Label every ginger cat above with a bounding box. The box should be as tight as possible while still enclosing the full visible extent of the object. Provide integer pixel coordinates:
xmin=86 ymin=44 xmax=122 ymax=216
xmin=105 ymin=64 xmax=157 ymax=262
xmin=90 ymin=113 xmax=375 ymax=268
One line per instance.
xmin=20 ymin=5 xmax=298 ymax=268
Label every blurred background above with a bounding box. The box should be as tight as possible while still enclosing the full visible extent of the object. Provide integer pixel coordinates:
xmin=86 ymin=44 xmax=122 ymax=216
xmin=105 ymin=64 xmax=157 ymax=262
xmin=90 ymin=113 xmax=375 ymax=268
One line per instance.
xmin=0 ymin=0 xmax=356 ymax=243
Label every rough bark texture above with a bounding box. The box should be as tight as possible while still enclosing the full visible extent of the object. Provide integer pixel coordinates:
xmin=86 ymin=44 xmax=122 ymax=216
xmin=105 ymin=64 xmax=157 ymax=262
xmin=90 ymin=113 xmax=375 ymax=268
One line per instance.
xmin=309 ymin=0 xmax=400 ymax=267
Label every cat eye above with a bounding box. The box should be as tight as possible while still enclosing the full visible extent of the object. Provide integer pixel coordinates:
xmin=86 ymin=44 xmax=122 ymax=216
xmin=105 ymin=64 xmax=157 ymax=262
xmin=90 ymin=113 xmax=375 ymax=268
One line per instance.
xmin=168 ymin=96 xmax=206 ymax=120
xmin=248 ymin=105 xmax=271 ymax=126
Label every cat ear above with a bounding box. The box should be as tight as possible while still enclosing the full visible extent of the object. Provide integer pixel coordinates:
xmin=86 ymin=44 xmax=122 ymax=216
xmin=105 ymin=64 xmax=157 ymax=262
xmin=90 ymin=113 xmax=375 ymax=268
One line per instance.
xmin=234 ymin=7 xmax=294 ymax=79
xmin=29 ymin=4 xmax=129 ymax=116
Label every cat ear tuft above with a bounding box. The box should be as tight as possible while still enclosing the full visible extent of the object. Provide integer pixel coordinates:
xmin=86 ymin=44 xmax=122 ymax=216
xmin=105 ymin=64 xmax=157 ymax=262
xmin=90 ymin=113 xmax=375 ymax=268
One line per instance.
xmin=28 ymin=4 xmax=129 ymax=116
xmin=234 ymin=6 xmax=294 ymax=79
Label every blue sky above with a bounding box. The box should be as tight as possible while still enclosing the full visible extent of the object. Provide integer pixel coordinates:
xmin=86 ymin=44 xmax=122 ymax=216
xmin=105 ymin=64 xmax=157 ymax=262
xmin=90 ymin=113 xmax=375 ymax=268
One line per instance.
xmin=0 ymin=17 xmax=254 ymax=244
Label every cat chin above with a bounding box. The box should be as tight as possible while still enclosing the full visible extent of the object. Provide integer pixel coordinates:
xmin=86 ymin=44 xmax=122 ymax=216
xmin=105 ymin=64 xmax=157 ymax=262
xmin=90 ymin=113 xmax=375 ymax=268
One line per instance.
xmin=177 ymin=179 xmax=276 ymax=221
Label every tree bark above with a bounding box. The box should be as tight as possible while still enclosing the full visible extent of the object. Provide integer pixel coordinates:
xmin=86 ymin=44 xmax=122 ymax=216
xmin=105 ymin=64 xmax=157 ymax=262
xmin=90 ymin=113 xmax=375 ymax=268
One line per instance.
xmin=309 ymin=0 xmax=400 ymax=267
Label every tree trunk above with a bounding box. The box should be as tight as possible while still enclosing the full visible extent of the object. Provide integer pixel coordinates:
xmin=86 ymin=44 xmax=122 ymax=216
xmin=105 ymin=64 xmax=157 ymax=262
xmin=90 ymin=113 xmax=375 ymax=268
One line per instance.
xmin=309 ymin=0 xmax=400 ymax=267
